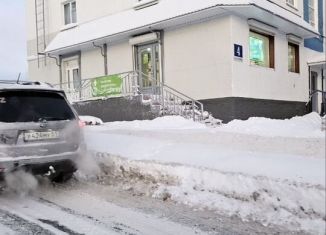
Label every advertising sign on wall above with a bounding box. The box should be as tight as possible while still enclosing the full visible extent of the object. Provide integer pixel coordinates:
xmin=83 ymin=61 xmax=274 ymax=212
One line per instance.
xmin=91 ymin=75 xmax=122 ymax=97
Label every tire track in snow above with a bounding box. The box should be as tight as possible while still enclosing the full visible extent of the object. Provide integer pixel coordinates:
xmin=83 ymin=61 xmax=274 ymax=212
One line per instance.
xmin=38 ymin=197 xmax=139 ymax=235
xmin=0 ymin=195 xmax=119 ymax=235
xmin=0 ymin=208 xmax=54 ymax=235
xmin=38 ymin=219 xmax=84 ymax=235
xmin=34 ymin=183 xmax=205 ymax=235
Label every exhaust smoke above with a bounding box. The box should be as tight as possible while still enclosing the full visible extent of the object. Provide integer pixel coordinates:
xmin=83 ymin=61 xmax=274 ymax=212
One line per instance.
xmin=4 ymin=170 xmax=38 ymax=196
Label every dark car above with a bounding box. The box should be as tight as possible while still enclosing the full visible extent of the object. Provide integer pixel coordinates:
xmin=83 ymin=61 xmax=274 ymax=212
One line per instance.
xmin=0 ymin=81 xmax=84 ymax=183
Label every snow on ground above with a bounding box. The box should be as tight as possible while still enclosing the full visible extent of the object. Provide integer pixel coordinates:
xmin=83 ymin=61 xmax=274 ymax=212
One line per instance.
xmin=219 ymin=112 xmax=324 ymax=138
xmin=98 ymin=115 xmax=206 ymax=130
xmin=84 ymin=113 xmax=326 ymax=235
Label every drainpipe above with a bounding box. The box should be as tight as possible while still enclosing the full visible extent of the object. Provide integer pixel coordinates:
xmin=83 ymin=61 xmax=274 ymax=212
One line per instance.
xmin=59 ymin=55 xmax=62 ymax=89
xmin=93 ymin=42 xmax=108 ymax=75
xmin=158 ymin=31 xmax=164 ymax=84
xmin=78 ymin=51 xmax=82 ymax=99
xmin=48 ymin=54 xmax=62 ymax=88
xmin=308 ymin=66 xmax=311 ymax=112
xmin=322 ymin=69 xmax=325 ymax=115
xmin=322 ymin=69 xmax=324 ymax=92
xmin=104 ymin=43 xmax=108 ymax=75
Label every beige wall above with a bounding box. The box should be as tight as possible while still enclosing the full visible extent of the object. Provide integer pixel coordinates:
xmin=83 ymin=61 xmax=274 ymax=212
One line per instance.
xmin=81 ymin=49 xmax=105 ymax=79
xmin=164 ymin=16 xmax=233 ymax=100
xmin=107 ymin=41 xmax=133 ymax=75
xmin=269 ymin=0 xmax=303 ymax=15
xmin=27 ymin=0 xmax=134 ymax=40
xmin=26 ymin=0 xmax=135 ymax=58
xmin=28 ymin=57 xmax=60 ymax=84
xmin=230 ymin=15 xmax=309 ymax=102
xmin=77 ymin=0 xmax=134 ymax=24
xmin=27 ymin=0 xmax=135 ymax=82
xmin=26 ymin=1 xmax=324 ymax=106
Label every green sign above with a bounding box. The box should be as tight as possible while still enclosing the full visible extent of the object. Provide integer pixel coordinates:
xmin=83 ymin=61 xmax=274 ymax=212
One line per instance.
xmin=91 ymin=75 xmax=122 ymax=97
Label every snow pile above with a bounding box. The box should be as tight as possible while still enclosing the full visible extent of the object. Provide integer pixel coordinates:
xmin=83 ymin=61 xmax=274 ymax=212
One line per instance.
xmin=100 ymin=116 xmax=206 ymax=130
xmin=84 ymin=114 xmax=325 ymax=234
xmin=79 ymin=115 xmax=103 ymax=125
xmin=220 ymin=112 xmax=324 ymax=138
xmin=94 ymin=153 xmax=326 ymax=235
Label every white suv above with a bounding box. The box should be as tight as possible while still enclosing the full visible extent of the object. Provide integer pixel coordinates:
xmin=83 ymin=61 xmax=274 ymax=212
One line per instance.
xmin=0 ymin=81 xmax=84 ymax=182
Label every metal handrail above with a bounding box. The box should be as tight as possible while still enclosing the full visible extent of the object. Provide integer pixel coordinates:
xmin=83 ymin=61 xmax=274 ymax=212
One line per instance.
xmin=136 ymin=70 xmax=204 ymax=121
xmin=55 ymin=70 xmax=205 ymax=121
xmin=309 ymin=89 xmax=326 ymax=97
xmin=52 ymin=70 xmax=137 ymax=88
xmin=137 ymin=70 xmax=202 ymax=103
xmin=307 ymin=89 xmax=326 ymax=103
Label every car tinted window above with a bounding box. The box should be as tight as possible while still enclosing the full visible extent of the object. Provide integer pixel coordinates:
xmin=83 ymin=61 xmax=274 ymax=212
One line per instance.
xmin=0 ymin=90 xmax=76 ymax=122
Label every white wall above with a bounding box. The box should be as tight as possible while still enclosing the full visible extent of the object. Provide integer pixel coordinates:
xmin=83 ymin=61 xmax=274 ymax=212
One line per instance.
xmin=28 ymin=57 xmax=60 ymax=85
xmin=230 ymin=15 xmax=309 ymax=102
xmin=26 ymin=0 xmax=135 ymax=55
xmin=269 ymin=0 xmax=303 ymax=16
xmin=77 ymin=0 xmax=134 ymax=24
xmin=164 ymin=16 xmax=233 ymax=100
xmin=107 ymin=41 xmax=133 ymax=75
xmin=81 ymin=49 xmax=105 ymax=79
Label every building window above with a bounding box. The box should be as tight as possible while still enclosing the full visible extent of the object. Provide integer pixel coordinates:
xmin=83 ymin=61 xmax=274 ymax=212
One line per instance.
xmin=288 ymin=42 xmax=300 ymax=73
xmin=134 ymin=0 xmax=159 ymax=10
xmin=63 ymin=59 xmax=80 ymax=90
xmin=286 ymin=0 xmax=296 ymax=8
xmin=308 ymin=0 xmax=316 ymax=27
xmin=249 ymin=30 xmax=275 ymax=68
xmin=64 ymin=1 xmax=77 ymax=25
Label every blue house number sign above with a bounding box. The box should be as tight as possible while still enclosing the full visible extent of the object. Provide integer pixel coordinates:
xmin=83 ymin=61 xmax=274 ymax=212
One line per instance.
xmin=234 ymin=44 xmax=243 ymax=58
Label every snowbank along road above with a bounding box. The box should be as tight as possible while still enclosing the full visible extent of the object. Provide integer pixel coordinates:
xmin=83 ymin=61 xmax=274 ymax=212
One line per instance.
xmin=0 ymin=171 xmax=313 ymax=235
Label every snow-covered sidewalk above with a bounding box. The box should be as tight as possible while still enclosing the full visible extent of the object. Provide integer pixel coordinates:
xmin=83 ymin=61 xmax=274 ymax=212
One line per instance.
xmin=84 ymin=113 xmax=325 ymax=235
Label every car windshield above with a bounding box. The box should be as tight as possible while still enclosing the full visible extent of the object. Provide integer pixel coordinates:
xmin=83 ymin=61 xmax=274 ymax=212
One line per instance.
xmin=0 ymin=90 xmax=75 ymax=123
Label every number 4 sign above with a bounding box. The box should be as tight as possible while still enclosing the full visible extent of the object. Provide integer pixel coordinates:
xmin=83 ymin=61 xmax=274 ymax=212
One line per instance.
xmin=234 ymin=44 xmax=243 ymax=59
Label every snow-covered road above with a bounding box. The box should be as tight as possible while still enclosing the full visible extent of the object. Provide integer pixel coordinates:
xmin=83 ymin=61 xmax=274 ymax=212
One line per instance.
xmin=0 ymin=179 xmax=301 ymax=235
xmin=0 ymin=181 xmax=208 ymax=235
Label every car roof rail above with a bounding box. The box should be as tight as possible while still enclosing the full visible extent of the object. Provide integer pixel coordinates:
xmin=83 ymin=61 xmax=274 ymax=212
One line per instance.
xmin=0 ymin=80 xmax=54 ymax=88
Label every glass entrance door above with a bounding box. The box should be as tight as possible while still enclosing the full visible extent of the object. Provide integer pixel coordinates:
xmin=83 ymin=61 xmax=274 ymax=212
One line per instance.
xmin=137 ymin=43 xmax=160 ymax=93
xmin=65 ymin=68 xmax=80 ymax=90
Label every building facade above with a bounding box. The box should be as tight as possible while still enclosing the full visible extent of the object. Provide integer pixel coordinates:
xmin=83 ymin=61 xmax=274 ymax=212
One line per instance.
xmin=26 ymin=0 xmax=326 ymax=122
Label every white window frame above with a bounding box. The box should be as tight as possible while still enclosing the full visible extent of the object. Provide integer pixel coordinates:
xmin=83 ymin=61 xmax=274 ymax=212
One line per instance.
xmin=62 ymin=57 xmax=80 ymax=90
xmin=308 ymin=0 xmax=318 ymax=28
xmin=134 ymin=0 xmax=159 ymax=10
xmin=286 ymin=0 xmax=297 ymax=8
xmin=63 ymin=1 xmax=77 ymax=26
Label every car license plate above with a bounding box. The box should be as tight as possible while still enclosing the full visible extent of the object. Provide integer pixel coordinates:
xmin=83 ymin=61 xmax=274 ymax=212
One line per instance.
xmin=24 ymin=130 xmax=59 ymax=142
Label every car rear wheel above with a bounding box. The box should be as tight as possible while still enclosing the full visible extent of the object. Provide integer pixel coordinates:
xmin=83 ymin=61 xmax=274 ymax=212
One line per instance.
xmin=51 ymin=171 xmax=74 ymax=183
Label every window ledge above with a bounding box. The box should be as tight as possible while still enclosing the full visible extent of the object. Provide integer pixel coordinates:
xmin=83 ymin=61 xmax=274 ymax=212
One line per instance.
xmin=249 ymin=64 xmax=275 ymax=71
xmin=286 ymin=3 xmax=298 ymax=11
xmin=289 ymin=71 xmax=301 ymax=76
xmin=61 ymin=23 xmax=78 ymax=32
xmin=134 ymin=0 xmax=159 ymax=10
